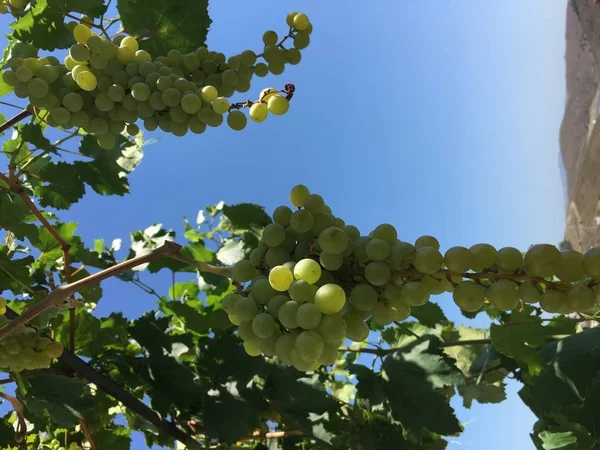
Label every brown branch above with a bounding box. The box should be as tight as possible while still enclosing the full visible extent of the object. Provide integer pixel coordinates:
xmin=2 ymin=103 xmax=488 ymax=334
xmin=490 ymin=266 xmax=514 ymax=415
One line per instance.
xmin=246 ymin=430 xmax=303 ymax=440
xmin=0 ymin=109 xmax=31 ymax=134
xmin=0 ymin=378 xmax=13 ymax=385
xmin=0 ymin=391 xmax=26 ymax=444
xmin=169 ymin=252 xmax=233 ymax=277
xmin=79 ymin=418 xmax=97 ymax=450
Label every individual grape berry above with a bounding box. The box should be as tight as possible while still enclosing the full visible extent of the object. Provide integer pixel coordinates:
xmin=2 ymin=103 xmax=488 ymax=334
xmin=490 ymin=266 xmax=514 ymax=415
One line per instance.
xmin=212 ymin=97 xmax=229 ymax=114
xmin=413 ymin=247 xmax=443 ymax=274
xmin=344 ymin=313 xmax=369 ymax=342
xmin=539 ymin=289 xmax=566 ymax=313
xmin=470 ymin=243 xmax=497 ymax=271
xmin=314 ymin=283 xmax=346 ymax=314
xmin=278 ymin=301 xmax=299 ymax=329
xmin=319 ymin=227 xmax=348 ymax=254
xmin=453 ymin=282 xmax=486 ymax=312
xmin=288 ymin=280 xmax=315 ymax=303
xmin=400 ymin=281 xmax=430 ymax=306
xmin=267 ymin=295 xmax=290 ymax=317
xmin=555 ymin=250 xmax=585 ymax=282
xmin=201 ymin=85 xmax=218 ymax=102
xmin=227 ymin=110 xmax=247 ymax=131
xmin=252 ymin=313 xmax=276 ymax=338
xmin=349 ymin=284 xmax=378 ymax=311
xmin=267 ymin=95 xmax=289 ymax=115
xmin=263 ymin=30 xmax=278 ymax=46
xmin=235 ymin=296 xmax=259 ymax=321
xmin=566 ymin=285 xmax=595 ymax=312
xmin=232 ymin=259 xmax=256 ymax=282
xmin=272 ymin=205 xmax=293 ymax=226
xmin=582 ymin=246 xmax=600 ymax=279
xmin=316 ymin=315 xmax=346 ymax=343
xmin=389 ymin=241 xmax=415 ymax=268
xmin=496 ymin=247 xmax=523 ymax=273
xmin=296 ymin=303 xmax=322 ymax=330
xmin=249 ymin=102 xmax=268 ymax=122
xmin=73 ymin=24 xmax=92 ymax=44
xmin=366 ymin=239 xmax=390 ymax=261
xmin=290 ymin=184 xmax=310 ymax=207
xmin=415 ymin=235 xmax=440 ymax=250
xmin=293 ymin=33 xmax=310 ymax=50
xmin=487 ymin=280 xmax=519 ymax=311
xmin=365 ymin=261 xmax=390 ymax=286
xmin=518 ymin=282 xmax=541 ymax=304
xmin=290 ymin=209 xmax=314 ymax=233
xmin=294 ymin=330 xmax=324 ymax=362
xmin=222 ymin=293 xmax=242 ymax=314
xmin=244 ymin=339 xmax=262 ymax=356
xmin=269 ymin=265 xmax=294 ymax=292
xmin=293 ymin=258 xmax=321 ymax=285
xmin=524 ymin=244 xmax=560 ymax=278
xmin=293 ymin=13 xmax=310 ymax=30
xmin=262 ymin=223 xmax=286 ymax=247
xmin=444 ymin=246 xmax=472 ymax=273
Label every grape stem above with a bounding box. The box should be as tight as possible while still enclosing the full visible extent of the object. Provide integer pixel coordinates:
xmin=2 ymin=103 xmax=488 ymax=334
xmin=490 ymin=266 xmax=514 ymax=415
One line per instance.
xmin=0 ymin=391 xmax=26 ymax=444
xmin=79 ymin=418 xmax=97 ymax=450
xmin=0 ymin=109 xmax=32 ymax=134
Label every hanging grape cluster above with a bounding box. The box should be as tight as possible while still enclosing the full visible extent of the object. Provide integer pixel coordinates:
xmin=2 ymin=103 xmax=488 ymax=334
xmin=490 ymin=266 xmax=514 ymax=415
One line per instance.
xmin=0 ymin=298 xmax=64 ymax=373
xmin=1 ymin=11 xmax=312 ymax=148
xmin=226 ymin=185 xmax=600 ymax=372
xmin=0 ymin=0 xmax=29 ymax=14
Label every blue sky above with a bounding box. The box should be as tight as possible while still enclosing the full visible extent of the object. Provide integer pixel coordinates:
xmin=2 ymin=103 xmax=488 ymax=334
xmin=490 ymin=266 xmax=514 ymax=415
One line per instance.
xmin=0 ymin=1 xmax=569 ymax=448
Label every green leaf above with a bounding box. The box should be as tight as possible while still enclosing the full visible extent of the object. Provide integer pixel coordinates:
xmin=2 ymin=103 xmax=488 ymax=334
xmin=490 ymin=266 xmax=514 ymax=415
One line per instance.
xmin=12 ymin=0 xmax=107 ymax=50
xmin=410 ymin=301 xmax=448 ymax=327
xmin=538 ymin=431 xmax=578 ymax=450
xmin=442 ymin=325 xmax=488 ymax=375
xmin=216 ymin=239 xmax=246 ymax=265
xmin=117 ymin=0 xmax=211 ymax=56
xmin=352 ymin=418 xmax=409 ymax=450
xmin=23 ymin=373 xmax=94 ymax=427
xmin=0 ymin=192 xmax=38 ymax=242
xmin=18 ymin=123 xmax=54 ymax=153
xmin=490 ymin=311 xmax=545 ymax=375
xmin=578 ymin=377 xmax=600 ymax=438
xmin=160 ymin=300 xmax=230 ymax=334
xmin=90 ymin=426 xmax=131 ymax=450
xmin=457 ymin=382 xmax=506 ymax=408
xmin=168 ymin=280 xmax=200 ymax=300
xmin=221 ymin=203 xmax=272 ymax=229
xmin=32 ymin=221 xmax=78 ymax=263
xmin=34 ymin=162 xmax=86 ymax=209
xmin=75 ymin=134 xmax=143 ymax=196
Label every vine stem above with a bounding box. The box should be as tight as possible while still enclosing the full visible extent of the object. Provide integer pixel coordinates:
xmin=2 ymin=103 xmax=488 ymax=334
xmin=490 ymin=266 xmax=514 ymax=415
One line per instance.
xmin=0 ymin=391 xmax=26 ymax=443
xmin=79 ymin=418 xmax=97 ymax=450
xmin=0 ymin=109 xmax=32 ymax=134
xmin=245 ymin=430 xmax=303 ymax=440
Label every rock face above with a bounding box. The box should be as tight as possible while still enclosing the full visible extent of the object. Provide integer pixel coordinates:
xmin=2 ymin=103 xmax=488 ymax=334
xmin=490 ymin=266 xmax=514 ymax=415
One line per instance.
xmin=561 ymin=0 xmax=600 ymax=251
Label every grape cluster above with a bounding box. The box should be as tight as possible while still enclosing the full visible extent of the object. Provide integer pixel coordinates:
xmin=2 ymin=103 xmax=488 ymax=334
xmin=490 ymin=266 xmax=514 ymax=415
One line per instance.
xmin=0 ymin=0 xmax=29 ymax=14
xmin=227 ymin=185 xmax=600 ymax=372
xmin=1 ymin=11 xmax=312 ymax=148
xmin=45 ymin=439 xmax=82 ymax=450
xmin=0 ymin=303 xmax=64 ymax=373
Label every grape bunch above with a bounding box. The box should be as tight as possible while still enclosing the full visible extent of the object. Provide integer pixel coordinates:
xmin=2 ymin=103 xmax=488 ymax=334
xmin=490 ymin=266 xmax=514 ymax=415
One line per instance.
xmin=1 ymin=11 xmax=313 ymax=148
xmin=0 ymin=0 xmax=30 ymax=14
xmin=44 ymin=439 xmax=82 ymax=450
xmin=226 ymin=185 xmax=600 ymax=372
xmin=0 ymin=304 xmax=64 ymax=373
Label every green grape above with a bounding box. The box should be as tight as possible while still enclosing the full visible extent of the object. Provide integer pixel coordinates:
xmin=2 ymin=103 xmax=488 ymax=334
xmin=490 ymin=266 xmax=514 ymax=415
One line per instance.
xmin=290 ymin=349 xmax=315 ymax=371
xmin=302 ymin=194 xmax=324 ymax=213
xmin=232 ymin=259 xmax=256 ymax=282
xmin=26 ymin=78 xmax=48 ymax=98
xmin=293 ymin=33 xmax=310 ymax=50
xmin=71 ymin=111 xmax=90 ymax=127
xmin=263 ymin=30 xmax=278 ymax=46
xmin=116 ymin=46 xmax=134 ymax=64
xmin=316 ymin=314 xmax=346 ymax=344
xmin=296 ymin=303 xmax=322 ymax=330
xmin=243 ymin=339 xmax=262 ymax=357
xmin=391 ymin=302 xmax=411 ymax=321
xmin=269 ymin=265 xmax=294 ymax=292
xmin=288 ymin=280 xmax=314 ymax=303
xmin=539 ymin=289 xmax=566 ymax=313
xmin=127 ymin=123 xmax=140 ymax=135
xmin=235 ymin=296 xmax=259 ymax=321
xmin=238 ymin=320 xmax=257 ymax=341
xmin=469 ymin=243 xmax=497 ymax=271
xmin=252 ymin=313 xmax=276 ymax=339
xmin=201 ymin=85 xmax=218 ymax=102
xmin=2 ymin=71 xmax=17 ymax=86
xmin=415 ymin=235 xmax=440 ymax=249
xmin=267 ymin=295 xmax=289 ymax=317
xmin=130 ymin=82 xmax=150 ymax=101
xmin=370 ymin=224 xmax=396 ymax=245
xmin=170 ymin=106 xmax=189 ymax=124
xmin=15 ymin=65 xmax=32 ymax=82
xmin=265 ymin=247 xmax=290 ymax=267
xmin=268 ymin=62 xmax=285 ymax=75
xmin=349 ymin=284 xmax=378 ymax=311
xmin=496 ymin=247 xmax=523 ymax=272
xmin=278 ymin=301 xmax=299 ymax=329
xmin=50 ymin=107 xmax=71 ymax=125
xmin=90 ymin=117 xmax=109 ymax=134
xmin=248 ymin=279 xmax=275 ymax=305
xmin=388 ymin=241 xmax=415 ymax=268
xmin=370 ymin=302 xmax=397 ymax=326
xmin=161 ymin=87 xmax=181 ymax=107
xmin=61 ymin=92 xmax=83 ymax=113
xmin=133 ymin=49 xmax=151 ymax=64
xmin=156 ymin=76 xmax=173 ymax=91
xmin=272 ymin=205 xmax=292 ymax=226
xmin=44 ymin=342 xmax=64 ymax=359
xmin=553 ymin=250 xmax=585 ymax=282
xmin=290 ymin=184 xmax=310 ymax=207
xmin=517 ymin=282 xmax=540 ymax=304
xmin=212 ymin=97 xmax=229 ymax=114
xmin=344 ymin=314 xmax=369 ymax=342
xmin=413 ymin=247 xmax=443 ymax=274
xmin=221 ymin=69 xmax=238 ymax=87
xmin=97 ymin=133 xmax=116 ymax=150
xmin=293 ymin=13 xmax=310 ymax=30
xmin=286 ymin=48 xmax=302 ymax=65
xmin=290 ymin=209 xmax=314 ymax=233
xmin=318 ymin=343 xmax=339 ymax=366
xmin=70 ymin=44 xmax=90 ymax=63
xmin=188 ymin=117 xmax=206 ymax=134
xmin=351 ymin=236 xmax=369 ymax=261
xmin=365 ymin=261 xmax=390 ymax=286
xmin=582 ymin=246 xmax=600 ymax=279
xmin=524 ymin=244 xmax=560 ymax=278
xmin=487 ymin=280 xmax=519 ymax=311
xmin=94 ymin=93 xmax=114 ymax=112
xmin=319 ymin=252 xmax=343 ymax=271
xmin=143 ymin=117 xmax=159 ymax=131
xmin=420 ymin=274 xmax=447 ymax=295
xmin=311 ymin=214 xmax=335 ymax=236
xmin=275 ymin=332 xmax=297 ymax=364
xmin=453 ymin=282 xmax=486 ymax=312
xmin=180 ymin=93 xmax=201 ymax=114
xmin=444 ymin=246 xmax=472 ymax=273
xmin=228 ymin=313 xmax=242 ymax=325
xmin=227 ymin=111 xmax=247 ymax=131
xmin=566 ymin=285 xmax=595 ymax=312
xmin=254 ymin=63 xmax=269 ymax=77
xmin=267 ymin=95 xmax=289 ymax=115
xmin=120 ymin=36 xmax=139 ymax=52
xmin=384 ymin=285 xmax=403 ymax=306
xmin=314 ymin=283 xmax=346 ymax=314
xmin=294 ymin=258 xmax=321 ymax=284
xmin=319 ymin=227 xmax=348 ymax=254
xmin=260 ymin=329 xmax=282 ymax=357
xmin=72 ymin=24 xmax=92 ymax=44
xmin=77 ymin=71 xmax=97 ymax=91
xmin=294 ymin=330 xmax=324 ymax=362
xmin=286 ymin=11 xmax=299 ymax=26
xmin=343 ymin=225 xmax=360 ymax=241
xmin=401 ymin=281 xmax=429 ymax=306
xmin=365 ymin=238 xmax=390 ymax=261
xmin=263 ymin=45 xmax=282 ymax=63
xmin=222 ymin=293 xmax=241 ymax=313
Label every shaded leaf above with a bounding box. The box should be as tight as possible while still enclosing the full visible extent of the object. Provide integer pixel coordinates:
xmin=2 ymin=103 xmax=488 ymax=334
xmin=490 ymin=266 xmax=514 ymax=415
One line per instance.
xmin=34 ymin=162 xmax=85 ymax=209
xmin=410 ymin=301 xmax=448 ymax=327
xmin=18 ymin=123 xmax=54 ymax=153
xmin=221 ymin=203 xmax=272 ymax=229
xmin=538 ymin=431 xmax=578 ymax=450
xmin=457 ymin=382 xmax=506 ymax=408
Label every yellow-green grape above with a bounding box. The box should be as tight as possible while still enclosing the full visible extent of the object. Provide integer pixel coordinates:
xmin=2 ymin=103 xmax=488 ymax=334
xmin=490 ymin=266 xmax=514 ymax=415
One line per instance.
xmin=316 ymin=315 xmax=346 ymax=343
xmin=524 ymin=244 xmax=560 ymax=278
xmin=116 ymin=46 xmax=134 ymax=64
xmin=368 ymin=302 xmax=394 ymax=326
xmin=453 ymin=282 xmax=486 ymax=312
xmin=269 ymin=265 xmax=294 ymax=292
xmin=228 ymin=314 xmax=242 ymax=325
xmin=266 ymin=247 xmax=291 ymax=267
xmin=290 ymin=209 xmax=314 ymax=231
xmin=238 ymin=321 xmax=257 ymax=341
xmin=278 ymin=300 xmax=299 ymax=329
xmin=319 ymin=227 xmax=348 ymax=254
xmin=496 ymin=247 xmax=523 ymax=273
xmin=235 ymin=296 xmax=259 ymax=321
xmin=127 ymin=124 xmax=140 ymax=136
xmin=232 ymin=259 xmax=256 ymax=282
xmin=555 ymin=250 xmax=585 ymax=282
xmin=272 ymin=205 xmax=293 ymax=226
xmin=267 ymin=95 xmax=289 ymax=115
xmin=0 ymin=297 xmax=6 ymax=315
xmin=69 ymin=43 xmax=90 ymax=63
xmin=243 ymin=339 xmax=262 ymax=356
xmin=212 ymin=97 xmax=229 ymax=114
xmin=76 ymin=71 xmax=97 ymax=91
xmin=49 ymin=107 xmax=71 ymax=125
xmin=293 ymin=33 xmax=310 ymax=50
xmin=365 ymin=238 xmax=390 ymax=261
xmin=539 ymin=289 xmax=566 ymax=313
xmin=487 ymin=280 xmax=519 ymax=311
xmin=227 ymin=110 xmax=247 ymax=131
xmin=134 ymin=49 xmax=151 ymax=64
xmin=314 ymin=283 xmax=346 ymax=314
xmin=319 ymin=252 xmax=343 ymax=271
xmin=290 ymin=184 xmax=310 ymax=207
xmin=318 ymin=343 xmax=339 ymax=366
xmin=294 ymin=258 xmax=321 ymax=284
xmin=120 ymin=36 xmax=139 ymax=52
xmin=413 ymin=247 xmax=443 ymax=274
xmin=222 ymin=293 xmax=241 ymax=314
xmin=390 ymin=241 xmax=415 ymax=268
xmin=582 ymin=246 xmax=600 ymax=279
xmin=294 ymin=330 xmax=324 ymax=362
xmin=252 ymin=313 xmax=276 ymax=338
xmin=344 ymin=313 xmax=369 ymax=342
xmin=97 ymin=133 xmax=116 ymax=150
xmin=267 ymin=295 xmax=289 ymax=317
xmin=517 ymin=282 xmax=540 ymax=304
xmin=262 ymin=223 xmax=286 ymax=247
xmin=296 ymin=303 xmax=322 ymax=330
xmin=470 ymin=243 xmax=497 ymax=271
xmin=288 ymin=280 xmax=315 ymax=304
xmin=365 ymin=261 xmax=390 ymax=286
xmin=263 ymin=30 xmax=278 ymax=46
xmin=293 ymin=13 xmax=310 ymax=31
xmin=444 ymin=246 xmax=472 ymax=273
xmin=201 ymin=85 xmax=218 ymax=102
xmin=71 ymin=64 xmax=89 ymax=82
xmin=400 ymin=281 xmax=429 ymax=306
xmin=260 ymin=329 xmax=282 ymax=357
xmin=415 ymin=235 xmax=440 ymax=250
xmin=566 ymin=285 xmax=595 ymax=312
xmin=392 ymin=302 xmax=411 ymax=321
xmin=44 ymin=341 xmax=64 ymax=359
xmin=259 ymin=87 xmax=279 ymax=102
xmin=251 ymin=278 xmax=277 ymax=304
xmin=73 ymin=24 xmax=92 ymax=44
xmin=275 ymin=332 xmax=297 ymax=364
xmin=249 ymin=102 xmax=268 ymax=122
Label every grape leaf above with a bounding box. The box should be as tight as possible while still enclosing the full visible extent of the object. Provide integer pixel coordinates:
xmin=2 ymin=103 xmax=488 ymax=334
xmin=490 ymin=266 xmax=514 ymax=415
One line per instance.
xmin=410 ymin=301 xmax=448 ymax=327
xmin=442 ymin=325 xmax=487 ymax=375
xmin=537 ymin=431 xmax=578 ymax=450
xmin=168 ymin=281 xmax=200 ymax=300
xmin=577 ymin=376 xmax=600 ymax=438
xmin=12 ymin=0 xmax=107 ymax=50
xmin=90 ymin=426 xmax=131 ymax=450
xmin=34 ymin=162 xmax=86 ymax=209
xmin=399 ymin=337 xmax=464 ymax=388
xmin=159 ymin=300 xmax=230 ymax=334
xmin=221 ymin=203 xmax=272 ymax=229
xmin=457 ymin=382 xmax=506 ymax=408
xmin=117 ymin=0 xmax=211 ymax=56
xmin=216 ymin=239 xmax=247 ymax=265
xmin=0 ymin=192 xmax=38 ymax=242
xmin=18 ymin=123 xmax=54 ymax=153
xmin=23 ymin=373 xmax=94 ymax=427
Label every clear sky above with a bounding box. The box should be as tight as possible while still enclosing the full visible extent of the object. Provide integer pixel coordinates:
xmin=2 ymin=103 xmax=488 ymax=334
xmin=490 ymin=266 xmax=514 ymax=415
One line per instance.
xmin=0 ymin=1 xmax=569 ymax=449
